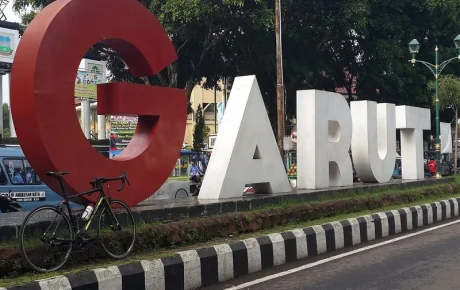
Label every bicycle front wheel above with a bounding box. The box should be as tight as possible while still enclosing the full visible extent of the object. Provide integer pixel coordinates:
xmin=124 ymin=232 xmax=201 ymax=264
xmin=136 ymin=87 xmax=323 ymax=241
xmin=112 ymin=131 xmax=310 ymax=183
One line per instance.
xmin=19 ymin=206 xmax=73 ymax=273
xmin=98 ymin=199 xmax=136 ymax=259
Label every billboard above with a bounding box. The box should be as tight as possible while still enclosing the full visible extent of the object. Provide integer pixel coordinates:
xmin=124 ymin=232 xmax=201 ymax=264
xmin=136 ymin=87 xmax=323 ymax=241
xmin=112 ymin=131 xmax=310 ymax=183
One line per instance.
xmin=109 ymin=116 xmax=138 ymax=150
xmin=0 ymin=27 xmax=19 ymax=64
xmin=75 ymin=70 xmax=104 ymax=99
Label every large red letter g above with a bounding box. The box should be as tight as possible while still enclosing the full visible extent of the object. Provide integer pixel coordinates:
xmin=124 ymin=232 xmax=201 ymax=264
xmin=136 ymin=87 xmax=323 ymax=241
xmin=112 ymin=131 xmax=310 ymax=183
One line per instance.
xmin=10 ymin=0 xmax=186 ymax=206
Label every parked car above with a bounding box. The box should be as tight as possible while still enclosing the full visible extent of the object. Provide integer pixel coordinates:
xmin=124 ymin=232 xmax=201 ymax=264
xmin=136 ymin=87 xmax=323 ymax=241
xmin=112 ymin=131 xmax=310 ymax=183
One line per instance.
xmin=0 ymin=147 xmax=80 ymax=212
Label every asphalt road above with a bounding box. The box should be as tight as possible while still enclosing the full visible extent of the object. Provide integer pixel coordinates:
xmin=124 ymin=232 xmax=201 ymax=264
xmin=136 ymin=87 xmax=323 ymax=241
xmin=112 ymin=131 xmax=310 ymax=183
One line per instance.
xmin=206 ymin=219 xmax=460 ymax=290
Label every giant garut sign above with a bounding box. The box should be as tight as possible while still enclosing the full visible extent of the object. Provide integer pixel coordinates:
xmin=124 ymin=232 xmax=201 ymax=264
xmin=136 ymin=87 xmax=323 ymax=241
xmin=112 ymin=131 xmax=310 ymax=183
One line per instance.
xmin=10 ymin=0 xmax=432 ymax=205
xmin=198 ymin=76 xmax=431 ymax=200
xmin=10 ymin=0 xmax=186 ymax=206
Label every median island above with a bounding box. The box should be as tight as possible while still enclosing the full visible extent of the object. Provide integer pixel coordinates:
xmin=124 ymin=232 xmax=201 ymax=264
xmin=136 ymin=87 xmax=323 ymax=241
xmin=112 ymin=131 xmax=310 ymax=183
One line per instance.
xmin=0 ymin=178 xmax=459 ymax=288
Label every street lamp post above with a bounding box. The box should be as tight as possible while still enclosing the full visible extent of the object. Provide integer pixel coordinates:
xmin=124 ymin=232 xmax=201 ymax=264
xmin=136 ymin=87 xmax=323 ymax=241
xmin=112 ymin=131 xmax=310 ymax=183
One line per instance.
xmin=409 ymin=35 xmax=460 ymax=178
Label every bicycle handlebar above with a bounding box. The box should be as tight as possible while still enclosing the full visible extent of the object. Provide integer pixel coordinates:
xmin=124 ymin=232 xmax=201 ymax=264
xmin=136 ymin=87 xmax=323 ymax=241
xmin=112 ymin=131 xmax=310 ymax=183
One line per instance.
xmin=90 ymin=172 xmax=130 ymax=192
xmin=117 ymin=172 xmax=130 ymax=192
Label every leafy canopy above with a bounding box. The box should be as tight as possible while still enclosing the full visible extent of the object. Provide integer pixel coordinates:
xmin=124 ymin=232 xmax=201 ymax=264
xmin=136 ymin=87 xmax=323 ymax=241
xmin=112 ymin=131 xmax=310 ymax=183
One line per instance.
xmin=192 ymin=105 xmax=206 ymax=151
xmin=429 ymin=75 xmax=460 ymax=111
xmin=11 ymin=0 xmax=460 ymax=133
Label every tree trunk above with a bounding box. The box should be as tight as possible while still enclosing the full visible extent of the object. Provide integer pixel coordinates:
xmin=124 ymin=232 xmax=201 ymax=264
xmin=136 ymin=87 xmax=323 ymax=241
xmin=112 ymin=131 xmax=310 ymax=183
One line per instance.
xmin=167 ymin=63 xmax=178 ymax=88
xmin=455 ymin=110 xmax=458 ymax=175
xmin=345 ymin=85 xmax=353 ymax=105
xmin=185 ymin=79 xmax=196 ymax=101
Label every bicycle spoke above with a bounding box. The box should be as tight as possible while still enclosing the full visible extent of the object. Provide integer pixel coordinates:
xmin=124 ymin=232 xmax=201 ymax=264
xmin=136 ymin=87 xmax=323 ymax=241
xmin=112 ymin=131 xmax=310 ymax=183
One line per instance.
xmin=98 ymin=200 xmax=136 ymax=259
xmin=42 ymin=212 xmax=60 ymax=238
xmin=19 ymin=206 xmax=73 ymax=272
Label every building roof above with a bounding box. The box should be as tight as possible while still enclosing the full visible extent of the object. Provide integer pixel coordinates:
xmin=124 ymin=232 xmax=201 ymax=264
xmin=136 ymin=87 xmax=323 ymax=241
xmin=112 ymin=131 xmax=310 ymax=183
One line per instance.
xmin=0 ymin=21 xmax=19 ymax=31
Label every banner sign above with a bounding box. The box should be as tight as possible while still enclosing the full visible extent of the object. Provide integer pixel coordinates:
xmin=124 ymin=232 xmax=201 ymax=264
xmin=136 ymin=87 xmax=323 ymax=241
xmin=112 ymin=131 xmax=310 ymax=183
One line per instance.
xmin=440 ymin=122 xmax=453 ymax=154
xmin=217 ymin=102 xmax=224 ymax=132
xmin=109 ymin=116 xmax=139 ymax=150
xmin=0 ymin=191 xmax=46 ymax=202
xmin=75 ymin=70 xmax=103 ymax=99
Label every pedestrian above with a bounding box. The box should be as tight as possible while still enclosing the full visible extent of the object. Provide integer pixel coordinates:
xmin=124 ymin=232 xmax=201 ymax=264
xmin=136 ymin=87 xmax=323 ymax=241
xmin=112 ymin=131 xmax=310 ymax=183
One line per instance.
xmin=427 ymin=157 xmax=436 ymax=176
xmin=202 ymin=152 xmax=210 ymax=173
xmin=189 ymin=159 xmax=203 ymax=183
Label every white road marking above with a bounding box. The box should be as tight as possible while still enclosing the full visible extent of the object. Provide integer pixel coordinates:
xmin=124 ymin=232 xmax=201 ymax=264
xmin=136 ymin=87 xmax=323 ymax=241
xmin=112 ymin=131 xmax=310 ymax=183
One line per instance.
xmin=224 ymin=218 xmax=460 ymax=289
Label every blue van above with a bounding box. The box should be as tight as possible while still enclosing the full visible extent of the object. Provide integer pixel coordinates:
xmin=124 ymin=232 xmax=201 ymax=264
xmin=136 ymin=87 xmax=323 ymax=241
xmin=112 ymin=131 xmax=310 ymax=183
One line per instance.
xmin=0 ymin=147 xmax=80 ymax=212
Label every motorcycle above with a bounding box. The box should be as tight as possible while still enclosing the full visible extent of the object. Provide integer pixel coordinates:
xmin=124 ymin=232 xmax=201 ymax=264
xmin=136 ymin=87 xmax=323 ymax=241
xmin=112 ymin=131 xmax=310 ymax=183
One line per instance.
xmin=0 ymin=191 xmax=22 ymax=213
xmin=191 ymin=174 xmax=204 ymax=197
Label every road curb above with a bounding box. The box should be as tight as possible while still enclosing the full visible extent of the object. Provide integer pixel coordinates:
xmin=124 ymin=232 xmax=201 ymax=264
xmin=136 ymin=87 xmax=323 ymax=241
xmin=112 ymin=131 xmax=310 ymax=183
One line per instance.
xmin=5 ymin=197 xmax=459 ymax=290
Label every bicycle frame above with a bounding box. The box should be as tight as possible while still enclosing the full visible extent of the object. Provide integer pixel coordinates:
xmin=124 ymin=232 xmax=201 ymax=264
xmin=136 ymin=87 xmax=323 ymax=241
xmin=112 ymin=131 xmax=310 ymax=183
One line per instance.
xmin=82 ymin=194 xmax=117 ymax=232
xmin=55 ymin=177 xmax=120 ymax=235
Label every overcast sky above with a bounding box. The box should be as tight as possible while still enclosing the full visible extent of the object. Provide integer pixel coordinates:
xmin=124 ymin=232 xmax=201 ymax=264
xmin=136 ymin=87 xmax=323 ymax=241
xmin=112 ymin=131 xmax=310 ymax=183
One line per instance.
xmin=4 ymin=2 xmax=20 ymax=23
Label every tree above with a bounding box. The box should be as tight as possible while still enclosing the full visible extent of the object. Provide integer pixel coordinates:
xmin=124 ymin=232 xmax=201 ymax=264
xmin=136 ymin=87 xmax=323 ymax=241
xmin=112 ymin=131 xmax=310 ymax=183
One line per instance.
xmin=429 ymin=75 xmax=460 ymax=173
xmin=149 ymin=0 xmax=273 ymax=95
xmin=193 ymin=105 xmax=207 ymax=151
xmin=3 ymin=103 xmax=9 ymax=138
xmin=13 ymin=0 xmax=274 ymax=105
xmin=3 ymin=128 xmax=10 ymax=138
xmin=3 ymin=103 xmax=9 ymax=130
xmin=355 ymin=0 xmax=460 ymax=112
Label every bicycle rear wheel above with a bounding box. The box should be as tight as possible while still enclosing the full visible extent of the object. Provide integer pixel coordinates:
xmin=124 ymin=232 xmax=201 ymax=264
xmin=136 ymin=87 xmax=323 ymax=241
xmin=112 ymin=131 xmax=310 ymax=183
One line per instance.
xmin=98 ymin=199 xmax=136 ymax=259
xmin=175 ymin=188 xmax=189 ymax=198
xmin=19 ymin=206 xmax=73 ymax=272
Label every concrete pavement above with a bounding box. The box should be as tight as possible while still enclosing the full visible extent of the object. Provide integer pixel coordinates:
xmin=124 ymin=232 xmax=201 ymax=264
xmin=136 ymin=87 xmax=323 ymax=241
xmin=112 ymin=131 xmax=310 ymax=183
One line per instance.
xmin=207 ymin=219 xmax=460 ymax=290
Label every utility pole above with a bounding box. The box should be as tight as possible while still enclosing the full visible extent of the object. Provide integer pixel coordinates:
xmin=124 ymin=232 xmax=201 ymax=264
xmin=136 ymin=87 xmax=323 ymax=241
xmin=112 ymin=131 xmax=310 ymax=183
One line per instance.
xmin=275 ymin=0 xmax=285 ymax=158
xmin=214 ymin=86 xmax=217 ymax=133
xmin=223 ymin=77 xmax=227 ymax=109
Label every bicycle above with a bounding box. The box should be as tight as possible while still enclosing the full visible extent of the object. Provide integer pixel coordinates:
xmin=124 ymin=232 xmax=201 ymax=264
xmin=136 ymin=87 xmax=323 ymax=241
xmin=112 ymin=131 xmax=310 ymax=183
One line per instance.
xmin=174 ymin=188 xmax=189 ymax=198
xmin=19 ymin=171 xmax=136 ymax=273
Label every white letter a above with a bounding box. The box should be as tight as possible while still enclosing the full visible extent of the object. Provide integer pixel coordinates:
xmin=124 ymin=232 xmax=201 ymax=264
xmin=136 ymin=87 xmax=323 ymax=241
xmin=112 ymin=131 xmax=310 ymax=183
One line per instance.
xmin=198 ymin=75 xmax=291 ymax=199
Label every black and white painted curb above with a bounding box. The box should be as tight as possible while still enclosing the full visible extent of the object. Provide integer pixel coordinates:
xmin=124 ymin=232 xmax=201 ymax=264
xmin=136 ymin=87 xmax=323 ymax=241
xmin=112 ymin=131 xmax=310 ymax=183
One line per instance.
xmin=5 ymin=198 xmax=460 ymax=290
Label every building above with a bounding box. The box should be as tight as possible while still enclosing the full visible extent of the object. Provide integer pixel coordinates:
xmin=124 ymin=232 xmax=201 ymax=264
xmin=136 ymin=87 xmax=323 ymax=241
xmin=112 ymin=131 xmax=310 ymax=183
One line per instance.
xmin=75 ymin=100 xmax=110 ymax=139
xmin=74 ymin=79 xmax=228 ymax=146
xmin=184 ymin=80 xmax=228 ymax=147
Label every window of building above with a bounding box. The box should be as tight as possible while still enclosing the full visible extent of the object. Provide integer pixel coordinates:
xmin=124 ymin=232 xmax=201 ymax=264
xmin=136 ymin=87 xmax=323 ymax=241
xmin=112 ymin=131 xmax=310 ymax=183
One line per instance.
xmin=203 ymin=103 xmax=216 ymax=113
